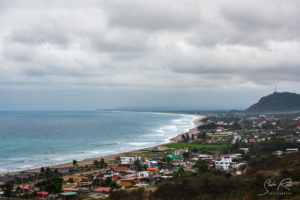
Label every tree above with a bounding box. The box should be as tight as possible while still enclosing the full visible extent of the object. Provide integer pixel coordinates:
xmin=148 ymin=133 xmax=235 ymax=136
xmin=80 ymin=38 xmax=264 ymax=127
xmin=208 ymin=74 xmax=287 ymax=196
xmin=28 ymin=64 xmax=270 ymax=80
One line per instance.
xmin=194 ymin=160 xmax=208 ymax=174
xmin=45 ymin=167 xmax=52 ymax=177
xmin=93 ymin=160 xmax=99 ymax=167
xmin=178 ymin=166 xmax=184 ymax=177
xmin=182 ymin=152 xmax=190 ymax=161
xmin=68 ymin=178 xmax=74 ymax=183
xmin=133 ymin=159 xmax=143 ymax=171
xmin=242 ymin=153 xmax=251 ymax=161
xmin=186 ymin=134 xmax=190 ymax=142
xmin=173 ymin=166 xmax=185 ymax=179
xmin=100 ymin=158 xmax=105 ymax=168
xmin=3 ymin=182 xmax=13 ymax=197
xmin=181 ymin=135 xmax=186 ymax=142
xmin=36 ymin=177 xmax=63 ymax=194
xmin=72 ymin=160 xmax=78 ymax=166
xmin=99 ymin=177 xmax=119 ymax=189
xmin=93 ymin=160 xmax=98 ymax=166
xmin=40 ymin=167 xmax=45 ymax=175
xmin=201 ymin=131 xmax=207 ymax=139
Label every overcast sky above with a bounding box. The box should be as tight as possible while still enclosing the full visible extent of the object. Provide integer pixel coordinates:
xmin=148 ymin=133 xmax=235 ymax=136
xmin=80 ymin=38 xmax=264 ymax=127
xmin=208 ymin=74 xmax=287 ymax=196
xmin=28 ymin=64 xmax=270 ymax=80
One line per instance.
xmin=0 ymin=0 xmax=299 ymax=110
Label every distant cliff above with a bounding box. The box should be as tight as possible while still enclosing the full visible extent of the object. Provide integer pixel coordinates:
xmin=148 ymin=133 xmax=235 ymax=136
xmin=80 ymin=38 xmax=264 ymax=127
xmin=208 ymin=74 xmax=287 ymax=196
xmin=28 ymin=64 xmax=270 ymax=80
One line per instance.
xmin=246 ymin=92 xmax=300 ymax=113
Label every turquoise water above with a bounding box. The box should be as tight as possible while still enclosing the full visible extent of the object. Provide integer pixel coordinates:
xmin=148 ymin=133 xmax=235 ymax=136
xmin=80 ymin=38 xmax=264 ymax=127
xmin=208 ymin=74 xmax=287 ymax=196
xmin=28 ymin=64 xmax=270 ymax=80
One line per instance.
xmin=0 ymin=111 xmax=197 ymax=173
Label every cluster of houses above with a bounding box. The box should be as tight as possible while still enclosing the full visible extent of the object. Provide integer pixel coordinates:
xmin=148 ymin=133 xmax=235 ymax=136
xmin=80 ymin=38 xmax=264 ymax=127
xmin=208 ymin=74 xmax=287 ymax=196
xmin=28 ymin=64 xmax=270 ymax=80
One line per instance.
xmin=1 ymin=114 xmax=299 ymax=199
xmin=205 ymin=117 xmax=300 ymax=145
xmin=273 ymin=148 xmax=299 ymax=156
xmin=0 ymin=146 xmax=251 ymax=199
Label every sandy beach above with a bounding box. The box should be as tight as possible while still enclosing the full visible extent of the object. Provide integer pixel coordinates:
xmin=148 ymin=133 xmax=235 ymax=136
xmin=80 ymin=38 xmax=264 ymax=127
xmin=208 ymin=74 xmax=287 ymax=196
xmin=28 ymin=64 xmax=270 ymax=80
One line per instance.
xmin=8 ymin=115 xmax=204 ymax=175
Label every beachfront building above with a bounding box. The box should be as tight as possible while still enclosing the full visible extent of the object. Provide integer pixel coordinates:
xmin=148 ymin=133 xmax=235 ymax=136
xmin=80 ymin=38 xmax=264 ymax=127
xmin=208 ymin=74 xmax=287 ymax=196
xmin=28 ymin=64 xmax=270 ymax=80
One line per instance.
xmin=119 ymin=156 xmax=141 ymax=165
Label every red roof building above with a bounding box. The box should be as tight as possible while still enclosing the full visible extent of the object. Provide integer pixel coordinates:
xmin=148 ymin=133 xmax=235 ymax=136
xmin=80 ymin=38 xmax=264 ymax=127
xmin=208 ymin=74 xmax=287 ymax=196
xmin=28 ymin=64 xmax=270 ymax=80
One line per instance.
xmin=120 ymin=177 xmax=143 ymax=181
xmin=207 ymin=138 xmax=215 ymax=143
xmin=96 ymin=176 xmax=118 ymax=181
xmin=94 ymin=187 xmax=111 ymax=193
xmin=216 ymin=127 xmax=225 ymax=132
xmin=113 ymin=166 xmax=130 ymax=171
xmin=37 ymin=192 xmax=48 ymax=195
xmin=193 ymin=138 xmax=202 ymax=141
xmin=63 ymin=188 xmax=79 ymax=192
xmin=22 ymin=185 xmax=30 ymax=190
xmin=147 ymin=167 xmax=158 ymax=171
xmin=37 ymin=191 xmax=48 ymax=200
xmin=119 ymin=177 xmax=143 ymax=187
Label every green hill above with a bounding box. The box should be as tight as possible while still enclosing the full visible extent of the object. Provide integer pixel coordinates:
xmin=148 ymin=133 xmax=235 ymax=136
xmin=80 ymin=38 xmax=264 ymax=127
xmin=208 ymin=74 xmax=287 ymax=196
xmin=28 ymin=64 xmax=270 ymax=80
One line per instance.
xmin=247 ymin=92 xmax=300 ymax=113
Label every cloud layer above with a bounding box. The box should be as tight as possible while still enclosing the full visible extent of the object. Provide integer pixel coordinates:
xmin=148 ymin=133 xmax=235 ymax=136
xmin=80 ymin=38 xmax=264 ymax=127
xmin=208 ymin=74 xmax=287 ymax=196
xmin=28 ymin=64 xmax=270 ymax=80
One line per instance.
xmin=0 ymin=0 xmax=299 ymax=109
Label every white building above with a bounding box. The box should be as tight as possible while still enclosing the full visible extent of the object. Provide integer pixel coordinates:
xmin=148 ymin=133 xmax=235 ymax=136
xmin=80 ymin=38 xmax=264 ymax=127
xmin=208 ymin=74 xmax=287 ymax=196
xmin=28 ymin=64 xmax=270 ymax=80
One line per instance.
xmin=286 ymin=148 xmax=298 ymax=153
xmin=120 ymin=156 xmax=141 ymax=165
xmin=230 ymin=154 xmax=242 ymax=159
xmin=138 ymin=171 xmax=153 ymax=178
xmin=232 ymin=135 xmax=241 ymax=144
xmin=240 ymin=148 xmax=249 ymax=153
xmin=0 ymin=191 xmax=4 ymax=198
xmin=216 ymin=126 xmax=225 ymax=133
xmin=215 ymin=156 xmax=237 ymax=171
xmin=198 ymin=154 xmax=212 ymax=158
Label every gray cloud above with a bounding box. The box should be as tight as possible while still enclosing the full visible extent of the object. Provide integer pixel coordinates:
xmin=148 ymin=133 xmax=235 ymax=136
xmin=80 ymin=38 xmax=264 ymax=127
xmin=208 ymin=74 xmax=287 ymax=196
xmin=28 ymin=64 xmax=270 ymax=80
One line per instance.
xmin=102 ymin=1 xmax=200 ymax=31
xmin=0 ymin=0 xmax=299 ymax=110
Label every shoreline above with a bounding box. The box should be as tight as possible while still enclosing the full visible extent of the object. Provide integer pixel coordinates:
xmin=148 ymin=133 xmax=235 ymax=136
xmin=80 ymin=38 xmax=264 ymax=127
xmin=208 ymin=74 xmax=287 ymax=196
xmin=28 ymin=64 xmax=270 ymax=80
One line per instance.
xmin=2 ymin=114 xmax=204 ymax=175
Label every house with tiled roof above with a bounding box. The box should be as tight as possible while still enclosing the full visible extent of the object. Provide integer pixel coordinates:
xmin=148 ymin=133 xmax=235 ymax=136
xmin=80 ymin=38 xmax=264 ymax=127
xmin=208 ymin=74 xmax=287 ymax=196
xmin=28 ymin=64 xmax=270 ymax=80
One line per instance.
xmin=113 ymin=166 xmax=130 ymax=171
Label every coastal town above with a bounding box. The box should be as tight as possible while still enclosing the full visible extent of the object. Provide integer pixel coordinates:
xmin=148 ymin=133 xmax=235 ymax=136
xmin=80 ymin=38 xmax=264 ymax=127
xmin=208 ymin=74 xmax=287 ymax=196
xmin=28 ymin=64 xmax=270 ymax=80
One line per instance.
xmin=2 ymin=0 xmax=300 ymax=199
xmin=1 ymin=112 xmax=300 ymax=199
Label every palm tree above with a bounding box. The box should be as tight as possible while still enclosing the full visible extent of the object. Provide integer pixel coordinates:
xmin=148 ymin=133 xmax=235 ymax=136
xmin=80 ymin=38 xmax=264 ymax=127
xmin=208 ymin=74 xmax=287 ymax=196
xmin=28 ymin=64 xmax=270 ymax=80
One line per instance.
xmin=73 ymin=160 xmax=78 ymax=166
xmin=182 ymin=152 xmax=190 ymax=162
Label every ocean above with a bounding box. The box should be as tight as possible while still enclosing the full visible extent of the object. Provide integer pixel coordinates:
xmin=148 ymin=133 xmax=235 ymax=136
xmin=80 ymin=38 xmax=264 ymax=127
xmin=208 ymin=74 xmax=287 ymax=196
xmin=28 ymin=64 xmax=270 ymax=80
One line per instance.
xmin=0 ymin=111 xmax=198 ymax=174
